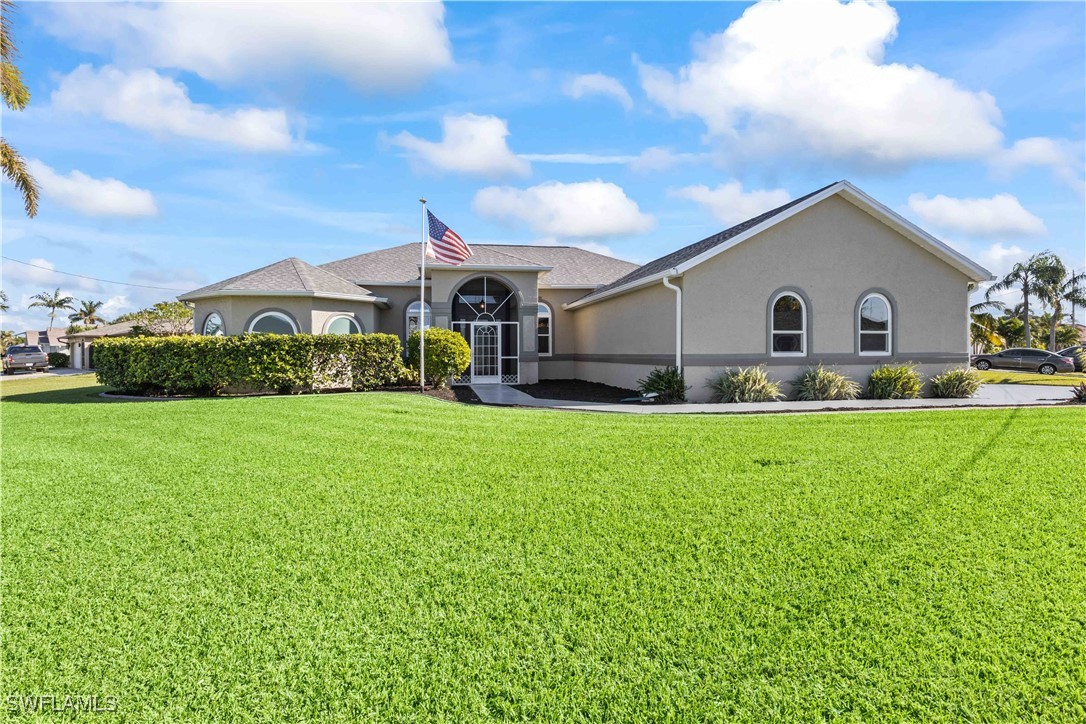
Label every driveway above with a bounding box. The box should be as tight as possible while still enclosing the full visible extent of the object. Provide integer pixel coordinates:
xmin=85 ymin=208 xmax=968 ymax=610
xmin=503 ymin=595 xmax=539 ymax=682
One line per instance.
xmin=0 ymin=368 xmax=94 ymax=381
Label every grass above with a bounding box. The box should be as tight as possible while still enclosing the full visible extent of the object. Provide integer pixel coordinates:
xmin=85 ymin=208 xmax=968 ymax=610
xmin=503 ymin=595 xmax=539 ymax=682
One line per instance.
xmin=977 ymin=369 xmax=1086 ymax=386
xmin=3 ymin=374 xmax=1085 ymax=720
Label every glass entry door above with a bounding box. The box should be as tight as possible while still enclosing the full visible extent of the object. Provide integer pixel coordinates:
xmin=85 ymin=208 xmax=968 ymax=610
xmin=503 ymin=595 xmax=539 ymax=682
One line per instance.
xmin=471 ymin=322 xmax=501 ymax=383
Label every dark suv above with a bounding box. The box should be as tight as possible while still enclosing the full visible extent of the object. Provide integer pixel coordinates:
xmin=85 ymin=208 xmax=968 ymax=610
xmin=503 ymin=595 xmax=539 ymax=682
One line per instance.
xmin=971 ymin=347 xmax=1075 ymax=375
xmin=1057 ymin=345 xmax=1085 ymax=372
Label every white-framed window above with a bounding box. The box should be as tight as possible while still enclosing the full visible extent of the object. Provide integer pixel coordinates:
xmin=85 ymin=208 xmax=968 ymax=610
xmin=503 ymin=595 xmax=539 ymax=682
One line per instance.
xmin=324 ymin=314 xmax=362 ymax=335
xmin=248 ymin=311 xmax=297 ymax=335
xmin=203 ymin=312 xmax=225 ymax=336
xmin=858 ymin=293 xmax=891 ymax=355
xmin=406 ymin=301 xmax=431 ymax=336
xmin=537 ymin=302 xmax=552 ymax=357
xmin=771 ymin=292 xmax=806 ymax=356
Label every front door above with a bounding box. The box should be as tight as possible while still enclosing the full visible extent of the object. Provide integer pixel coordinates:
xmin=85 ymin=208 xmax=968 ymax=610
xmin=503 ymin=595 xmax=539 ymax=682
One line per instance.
xmin=471 ymin=322 xmax=501 ymax=383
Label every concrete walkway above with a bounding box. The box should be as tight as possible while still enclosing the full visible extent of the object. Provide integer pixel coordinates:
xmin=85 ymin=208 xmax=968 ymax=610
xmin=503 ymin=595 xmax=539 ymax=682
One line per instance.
xmin=472 ymin=383 xmax=1077 ymax=414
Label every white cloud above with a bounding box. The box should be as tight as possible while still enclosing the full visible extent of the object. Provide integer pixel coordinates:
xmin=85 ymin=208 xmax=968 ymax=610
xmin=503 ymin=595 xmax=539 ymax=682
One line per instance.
xmin=390 ymin=114 xmax=530 ymax=178
xmin=473 ymin=180 xmax=654 ymax=238
xmin=1 ymin=257 xmax=101 ymax=293
xmin=519 ymin=153 xmax=637 ymax=165
xmin=978 ymin=242 xmax=1027 ymax=277
xmin=44 ymin=2 xmax=452 ymax=92
xmin=907 ymin=193 xmax=1046 ymax=238
xmin=671 ymin=181 xmax=791 ymax=226
xmin=52 ymin=65 xmax=294 ymax=151
xmin=564 ymin=73 xmax=634 ymax=110
xmin=629 ymin=147 xmax=709 ymax=173
xmin=532 ymin=237 xmax=618 ymax=258
xmin=27 ymin=160 xmax=157 ymax=218
xmin=992 ymin=137 xmax=1085 ymax=194
xmin=637 ymin=0 xmax=1004 ymax=164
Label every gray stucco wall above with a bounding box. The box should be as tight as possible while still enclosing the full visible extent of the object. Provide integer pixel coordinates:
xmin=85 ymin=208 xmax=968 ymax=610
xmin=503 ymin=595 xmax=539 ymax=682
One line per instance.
xmin=193 ymin=295 xmax=378 ymax=337
xmin=564 ymin=194 xmax=973 ymax=400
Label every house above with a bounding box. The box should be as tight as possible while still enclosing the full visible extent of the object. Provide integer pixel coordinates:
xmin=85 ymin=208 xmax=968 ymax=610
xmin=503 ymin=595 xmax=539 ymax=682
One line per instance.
xmin=62 ymin=319 xmax=195 ymax=370
xmin=179 ymin=181 xmax=993 ymax=401
xmin=23 ymin=328 xmax=69 ymax=355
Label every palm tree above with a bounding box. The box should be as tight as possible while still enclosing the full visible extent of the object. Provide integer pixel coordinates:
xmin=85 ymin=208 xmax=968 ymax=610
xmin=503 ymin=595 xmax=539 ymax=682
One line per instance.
xmin=0 ymin=329 xmax=22 ymax=353
xmin=69 ymin=299 xmax=105 ymax=326
xmin=0 ymin=289 xmax=9 ymax=313
xmin=1 ymin=1 xmax=39 ymax=217
xmin=969 ymin=300 xmax=1005 ymax=353
xmin=28 ymin=288 xmax=75 ymax=328
xmin=986 ymin=250 xmax=1058 ymax=349
xmin=1032 ymin=257 xmax=1086 ymax=351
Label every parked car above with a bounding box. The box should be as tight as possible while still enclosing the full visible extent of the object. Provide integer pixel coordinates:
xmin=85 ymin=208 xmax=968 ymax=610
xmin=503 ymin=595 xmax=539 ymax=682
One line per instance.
xmin=1057 ymin=345 xmax=1086 ymax=372
xmin=971 ymin=347 xmax=1075 ymax=375
xmin=2 ymin=345 xmax=50 ymax=374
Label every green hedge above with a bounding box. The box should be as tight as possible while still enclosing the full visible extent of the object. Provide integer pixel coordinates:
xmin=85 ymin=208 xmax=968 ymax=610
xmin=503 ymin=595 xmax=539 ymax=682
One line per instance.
xmin=93 ymin=333 xmax=408 ymax=396
xmin=47 ymin=352 xmax=69 ymax=368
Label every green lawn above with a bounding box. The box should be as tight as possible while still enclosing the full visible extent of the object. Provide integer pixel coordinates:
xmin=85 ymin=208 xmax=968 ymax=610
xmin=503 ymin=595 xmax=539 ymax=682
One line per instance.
xmin=3 ymin=375 xmax=1085 ymax=720
xmin=978 ymin=369 xmax=1086 ymax=386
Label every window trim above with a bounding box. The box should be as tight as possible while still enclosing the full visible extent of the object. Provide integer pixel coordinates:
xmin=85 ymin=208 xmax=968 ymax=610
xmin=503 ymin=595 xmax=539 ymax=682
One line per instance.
xmin=323 ymin=314 xmax=363 ymax=335
xmin=202 ymin=311 xmax=225 ymax=336
xmin=405 ymin=300 xmax=432 ymax=337
xmin=537 ymin=301 xmax=552 ymax=358
xmin=246 ymin=310 xmax=298 ymax=335
xmin=857 ymin=292 xmax=892 ymax=356
xmin=768 ymin=289 xmax=809 ymax=357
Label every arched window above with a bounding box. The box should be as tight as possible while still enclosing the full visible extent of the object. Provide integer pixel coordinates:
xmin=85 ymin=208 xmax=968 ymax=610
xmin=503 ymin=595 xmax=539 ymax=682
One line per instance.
xmin=771 ymin=293 xmax=806 ymax=355
xmin=537 ymin=302 xmax=552 ymax=357
xmin=452 ymin=276 xmax=517 ymax=322
xmin=324 ymin=315 xmax=362 ymax=335
xmin=203 ymin=312 xmax=224 ymax=336
xmin=858 ymin=293 xmax=891 ymax=355
xmin=406 ymin=301 xmax=431 ymax=336
xmin=248 ymin=311 xmax=297 ymax=335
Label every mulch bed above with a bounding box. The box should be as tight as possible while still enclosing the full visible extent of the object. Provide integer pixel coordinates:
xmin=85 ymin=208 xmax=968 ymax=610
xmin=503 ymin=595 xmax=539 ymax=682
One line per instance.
xmin=513 ymin=379 xmax=638 ymax=403
xmin=421 ymin=386 xmax=482 ymax=404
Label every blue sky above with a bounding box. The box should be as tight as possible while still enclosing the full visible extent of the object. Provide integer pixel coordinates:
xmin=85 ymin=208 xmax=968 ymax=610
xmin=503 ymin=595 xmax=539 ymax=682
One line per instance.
xmin=2 ymin=0 xmax=1084 ymax=332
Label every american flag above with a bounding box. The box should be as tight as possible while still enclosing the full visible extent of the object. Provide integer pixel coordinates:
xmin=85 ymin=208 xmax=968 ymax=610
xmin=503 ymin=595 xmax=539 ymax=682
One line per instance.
xmin=426 ymin=211 xmax=473 ymax=265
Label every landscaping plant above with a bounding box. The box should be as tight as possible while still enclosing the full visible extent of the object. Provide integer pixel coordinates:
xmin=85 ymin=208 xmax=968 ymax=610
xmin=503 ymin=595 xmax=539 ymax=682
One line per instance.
xmin=407 ymin=328 xmax=471 ymax=388
xmin=46 ymin=352 xmax=69 ymax=369
xmin=867 ymin=363 xmax=922 ymax=399
xmin=1070 ymin=383 xmax=1086 ymax=404
xmin=792 ymin=365 xmax=860 ymax=401
xmin=707 ymin=366 xmax=783 ymax=403
xmin=637 ymin=365 xmax=689 ymax=403
xmin=93 ymin=333 xmax=406 ymax=396
xmin=929 ymin=367 xmax=982 ymax=398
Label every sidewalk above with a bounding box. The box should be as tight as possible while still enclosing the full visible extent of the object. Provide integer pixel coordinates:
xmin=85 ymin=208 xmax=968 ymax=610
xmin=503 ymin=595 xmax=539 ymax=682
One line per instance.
xmin=472 ymin=383 xmax=1076 ymax=414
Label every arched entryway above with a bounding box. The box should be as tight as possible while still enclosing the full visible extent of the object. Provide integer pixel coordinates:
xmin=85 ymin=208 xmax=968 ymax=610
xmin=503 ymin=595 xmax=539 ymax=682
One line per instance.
xmin=450 ymin=276 xmax=519 ymax=384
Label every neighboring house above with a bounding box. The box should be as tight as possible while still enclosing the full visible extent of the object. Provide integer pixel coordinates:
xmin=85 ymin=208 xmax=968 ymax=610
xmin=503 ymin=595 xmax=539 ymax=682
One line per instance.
xmin=179 ymin=180 xmax=993 ymax=401
xmin=62 ymin=320 xmax=195 ymax=370
xmin=23 ymin=328 xmax=69 ymax=355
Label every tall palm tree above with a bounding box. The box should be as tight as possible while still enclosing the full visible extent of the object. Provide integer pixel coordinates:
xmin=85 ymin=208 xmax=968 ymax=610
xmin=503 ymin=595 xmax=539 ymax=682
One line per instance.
xmin=0 ymin=289 xmax=9 ymax=313
xmin=68 ymin=299 xmax=105 ymax=326
xmin=986 ymin=250 xmax=1057 ymax=349
xmin=28 ymin=288 xmax=75 ymax=328
xmin=1032 ymin=256 xmax=1086 ymax=350
xmin=1 ymin=0 xmax=38 ymax=217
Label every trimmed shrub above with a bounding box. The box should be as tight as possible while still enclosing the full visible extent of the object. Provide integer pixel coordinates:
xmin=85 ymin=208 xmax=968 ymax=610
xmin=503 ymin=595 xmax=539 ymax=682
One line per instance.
xmin=867 ymin=363 xmax=922 ymax=400
xmin=637 ymin=365 xmax=689 ymax=403
xmin=1070 ymin=383 xmax=1086 ymax=404
xmin=406 ymin=328 xmax=471 ymax=388
xmin=929 ymin=367 xmax=982 ymax=399
xmin=47 ymin=352 xmax=69 ymax=368
xmin=792 ymin=365 xmax=860 ymax=401
xmin=707 ymin=366 xmax=782 ymax=403
xmin=93 ymin=333 xmax=406 ymax=396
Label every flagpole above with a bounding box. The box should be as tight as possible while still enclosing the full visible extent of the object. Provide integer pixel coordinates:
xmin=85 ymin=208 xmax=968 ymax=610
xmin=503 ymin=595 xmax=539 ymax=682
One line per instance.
xmin=419 ymin=197 xmax=427 ymax=393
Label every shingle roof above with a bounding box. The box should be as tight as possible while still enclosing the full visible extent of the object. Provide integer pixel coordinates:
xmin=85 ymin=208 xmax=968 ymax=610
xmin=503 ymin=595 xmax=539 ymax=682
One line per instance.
xmin=319 ymin=243 xmax=639 ymax=287
xmin=25 ymin=328 xmax=69 ymax=346
xmin=179 ymin=258 xmax=372 ymax=300
xmin=575 ymin=181 xmax=841 ymax=304
xmin=61 ymin=319 xmax=195 ymax=340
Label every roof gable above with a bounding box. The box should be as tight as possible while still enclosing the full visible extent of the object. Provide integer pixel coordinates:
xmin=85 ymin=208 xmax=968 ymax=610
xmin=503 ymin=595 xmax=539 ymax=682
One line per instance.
xmin=567 ymin=180 xmax=993 ymax=309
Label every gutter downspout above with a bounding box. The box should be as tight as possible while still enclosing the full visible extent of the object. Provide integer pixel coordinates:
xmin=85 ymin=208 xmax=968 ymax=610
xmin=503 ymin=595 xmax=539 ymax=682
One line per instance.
xmin=662 ymin=270 xmax=682 ymax=372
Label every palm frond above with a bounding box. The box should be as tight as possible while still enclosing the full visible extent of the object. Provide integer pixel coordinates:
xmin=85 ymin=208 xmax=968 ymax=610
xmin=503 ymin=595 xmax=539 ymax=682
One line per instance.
xmin=1 ymin=136 xmax=38 ymax=217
